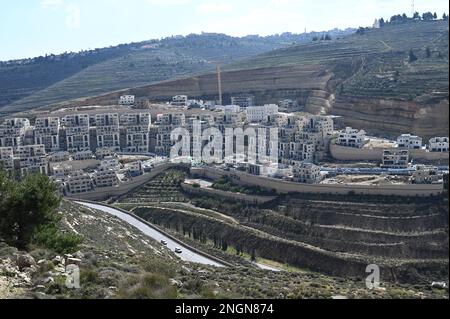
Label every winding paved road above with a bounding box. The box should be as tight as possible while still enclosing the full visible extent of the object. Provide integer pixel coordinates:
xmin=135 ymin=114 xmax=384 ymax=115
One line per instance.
xmin=75 ymin=201 xmax=225 ymax=268
xmin=75 ymin=201 xmax=281 ymax=272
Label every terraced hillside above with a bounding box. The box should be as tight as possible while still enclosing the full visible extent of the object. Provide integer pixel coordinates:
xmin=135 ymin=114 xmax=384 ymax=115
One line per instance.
xmin=0 ymin=30 xmax=355 ymax=116
xmin=4 ymin=200 xmax=446 ymax=299
xmin=81 ymin=20 xmax=449 ymax=138
xmin=117 ymin=170 xmax=449 ymax=284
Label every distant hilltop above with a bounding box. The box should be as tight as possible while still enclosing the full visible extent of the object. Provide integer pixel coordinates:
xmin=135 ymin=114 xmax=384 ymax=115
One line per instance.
xmin=0 ymin=29 xmax=354 ymax=115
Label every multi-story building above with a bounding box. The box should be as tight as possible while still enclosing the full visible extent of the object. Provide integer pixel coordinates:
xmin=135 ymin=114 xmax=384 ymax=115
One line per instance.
xmin=73 ymin=150 xmax=93 ymax=161
xmin=0 ymin=147 xmax=14 ymax=170
xmin=14 ymin=144 xmax=48 ymax=175
xmin=155 ymin=113 xmax=186 ymax=155
xmin=278 ymin=99 xmax=298 ymax=110
xmin=411 ymin=165 xmax=443 ymax=184
xmin=119 ymin=95 xmax=135 ymax=106
xmin=95 ymin=147 xmax=117 ymax=159
xmin=120 ymin=113 xmax=151 ymax=153
xmin=245 ymin=104 xmax=279 ymax=123
xmin=0 ymin=118 xmax=31 ymax=148
xmin=397 ymin=134 xmax=422 ymax=150
xmin=95 ymin=113 xmax=120 ymax=151
xmin=337 ymin=127 xmax=366 ymax=148
xmin=48 ymin=151 xmax=70 ymax=163
xmin=34 ymin=117 xmax=60 ymax=152
xmin=66 ymin=170 xmax=93 ymax=194
xmin=171 ymin=95 xmax=189 ymax=108
xmin=231 ymin=95 xmax=255 ymax=108
xmin=123 ymin=161 xmax=143 ymax=177
xmin=62 ymin=114 xmax=90 ymax=152
xmin=428 ymin=137 xmax=449 ymax=152
xmin=292 ymin=162 xmax=322 ymax=184
xmin=93 ymin=167 xmax=118 ymax=188
xmin=381 ymin=149 xmax=410 ymax=169
xmin=217 ymin=105 xmax=241 ymax=114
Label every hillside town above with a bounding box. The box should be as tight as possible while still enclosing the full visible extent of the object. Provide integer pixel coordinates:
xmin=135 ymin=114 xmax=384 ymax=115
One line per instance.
xmin=0 ymin=94 xmax=448 ymax=197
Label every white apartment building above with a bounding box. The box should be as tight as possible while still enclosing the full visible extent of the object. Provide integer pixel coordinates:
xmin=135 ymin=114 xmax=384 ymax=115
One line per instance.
xmin=95 ymin=113 xmax=120 ymax=151
xmin=218 ymin=105 xmax=241 ymax=114
xmin=337 ymin=127 xmax=366 ymax=148
xmin=0 ymin=118 xmax=31 ymax=148
xmin=124 ymin=161 xmax=143 ymax=177
xmin=278 ymin=99 xmax=298 ymax=109
xmin=14 ymin=144 xmax=48 ymax=175
xmin=231 ymin=95 xmax=255 ymax=108
xmin=34 ymin=117 xmax=60 ymax=152
xmin=428 ymin=137 xmax=449 ymax=152
xmin=119 ymin=95 xmax=135 ymax=106
xmin=73 ymin=150 xmax=93 ymax=161
xmin=48 ymin=151 xmax=70 ymax=163
xmin=245 ymin=104 xmax=279 ymax=123
xmin=93 ymin=167 xmax=118 ymax=188
xmin=0 ymin=147 xmax=14 ymax=170
xmin=292 ymin=162 xmax=322 ymax=184
xmin=155 ymin=113 xmax=186 ymax=155
xmin=66 ymin=170 xmax=93 ymax=194
xmin=100 ymin=156 xmax=120 ymax=170
xmin=171 ymin=95 xmax=189 ymax=108
xmin=411 ymin=165 xmax=443 ymax=184
xmin=120 ymin=113 xmax=151 ymax=153
xmin=381 ymin=149 xmax=410 ymax=169
xmin=397 ymin=134 xmax=422 ymax=150
xmin=95 ymin=147 xmax=117 ymax=159
xmin=62 ymin=114 xmax=90 ymax=152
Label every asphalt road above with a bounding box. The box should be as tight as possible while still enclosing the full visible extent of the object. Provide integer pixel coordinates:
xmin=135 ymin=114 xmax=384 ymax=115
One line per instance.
xmin=75 ymin=201 xmax=225 ymax=268
xmin=76 ymin=201 xmax=281 ymax=272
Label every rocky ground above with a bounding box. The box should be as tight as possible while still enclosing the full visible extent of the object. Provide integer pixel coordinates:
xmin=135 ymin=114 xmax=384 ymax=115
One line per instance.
xmin=1 ymin=200 xmax=448 ymax=299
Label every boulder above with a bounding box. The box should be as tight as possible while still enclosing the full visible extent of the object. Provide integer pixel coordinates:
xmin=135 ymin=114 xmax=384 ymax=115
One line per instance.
xmin=65 ymin=258 xmax=82 ymax=266
xmin=16 ymin=254 xmax=36 ymax=270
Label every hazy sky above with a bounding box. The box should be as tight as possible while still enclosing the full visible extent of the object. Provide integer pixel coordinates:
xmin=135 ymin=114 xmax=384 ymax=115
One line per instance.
xmin=0 ymin=0 xmax=448 ymax=60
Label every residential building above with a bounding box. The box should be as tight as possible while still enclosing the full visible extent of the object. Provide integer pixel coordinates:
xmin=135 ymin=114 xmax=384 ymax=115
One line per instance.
xmin=278 ymin=99 xmax=298 ymax=109
xmin=428 ymin=137 xmax=449 ymax=152
xmin=245 ymin=104 xmax=279 ymax=123
xmin=95 ymin=147 xmax=117 ymax=159
xmin=123 ymin=161 xmax=143 ymax=177
xmin=73 ymin=150 xmax=93 ymax=161
xmin=292 ymin=162 xmax=322 ymax=184
xmin=231 ymin=95 xmax=255 ymax=108
xmin=119 ymin=95 xmax=135 ymax=106
xmin=95 ymin=113 xmax=120 ymax=151
xmin=48 ymin=151 xmax=70 ymax=162
xmin=120 ymin=112 xmax=151 ymax=153
xmin=155 ymin=113 xmax=186 ymax=155
xmin=93 ymin=167 xmax=118 ymax=188
xmin=337 ymin=127 xmax=366 ymax=148
xmin=411 ymin=165 xmax=443 ymax=184
xmin=66 ymin=170 xmax=93 ymax=194
xmin=14 ymin=144 xmax=49 ymax=175
xmin=0 ymin=147 xmax=14 ymax=170
xmin=34 ymin=117 xmax=60 ymax=152
xmin=171 ymin=95 xmax=189 ymax=108
xmin=62 ymin=114 xmax=90 ymax=152
xmin=0 ymin=118 xmax=30 ymax=148
xmin=397 ymin=134 xmax=422 ymax=149
xmin=381 ymin=149 xmax=410 ymax=169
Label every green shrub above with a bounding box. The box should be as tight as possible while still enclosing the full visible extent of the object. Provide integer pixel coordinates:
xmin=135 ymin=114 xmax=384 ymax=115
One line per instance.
xmin=34 ymin=224 xmax=83 ymax=254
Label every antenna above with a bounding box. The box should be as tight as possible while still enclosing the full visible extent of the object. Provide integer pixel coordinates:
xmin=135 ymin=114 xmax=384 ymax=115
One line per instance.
xmin=217 ymin=64 xmax=223 ymax=106
xmin=411 ymin=0 xmax=415 ymax=17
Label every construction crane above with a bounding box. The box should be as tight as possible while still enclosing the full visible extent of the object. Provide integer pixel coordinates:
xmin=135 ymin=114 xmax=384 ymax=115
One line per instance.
xmin=217 ymin=64 xmax=223 ymax=106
